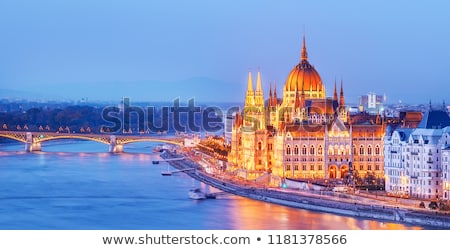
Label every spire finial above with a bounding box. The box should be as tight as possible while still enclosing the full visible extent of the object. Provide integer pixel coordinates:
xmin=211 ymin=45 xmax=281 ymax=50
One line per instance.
xmin=333 ymin=79 xmax=338 ymax=101
xmin=273 ymin=81 xmax=278 ymax=106
xmin=256 ymin=67 xmax=262 ymax=92
xmin=245 ymin=71 xmax=255 ymax=107
xmin=301 ymin=34 xmax=308 ymax=61
xmin=269 ymin=81 xmax=272 ymax=95
xmin=269 ymin=81 xmax=273 ymax=107
xmin=247 ymin=71 xmax=254 ymax=92
xmin=294 ymin=85 xmax=300 ymax=109
xmin=254 ymin=68 xmax=264 ymax=107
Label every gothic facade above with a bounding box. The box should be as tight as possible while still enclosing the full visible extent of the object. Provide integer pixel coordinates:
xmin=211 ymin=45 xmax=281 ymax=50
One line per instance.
xmin=228 ymin=37 xmax=385 ymax=184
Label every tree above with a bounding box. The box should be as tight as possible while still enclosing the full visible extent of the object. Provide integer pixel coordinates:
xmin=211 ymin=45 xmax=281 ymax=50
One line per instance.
xmin=428 ymin=201 xmax=438 ymax=210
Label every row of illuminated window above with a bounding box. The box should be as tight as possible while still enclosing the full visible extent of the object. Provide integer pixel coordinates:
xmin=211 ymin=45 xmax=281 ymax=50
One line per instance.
xmin=354 ymin=157 xmax=382 ymax=162
xmin=285 ymin=158 xmax=324 ymax=162
xmin=356 ymin=165 xmax=381 ymax=171
xmin=284 ymin=144 xmax=382 ymax=156
xmin=284 ymin=164 xmax=381 ymax=171
xmin=285 ymin=165 xmax=324 ymax=171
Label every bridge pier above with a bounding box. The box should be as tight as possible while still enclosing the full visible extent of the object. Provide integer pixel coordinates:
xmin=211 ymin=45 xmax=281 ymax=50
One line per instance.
xmin=109 ymin=135 xmax=124 ymax=153
xmin=25 ymin=142 xmax=41 ymax=152
xmin=25 ymin=132 xmax=41 ymax=152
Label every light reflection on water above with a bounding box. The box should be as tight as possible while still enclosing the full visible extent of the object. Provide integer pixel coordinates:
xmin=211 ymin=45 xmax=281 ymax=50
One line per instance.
xmin=0 ymin=140 xmax=426 ymax=230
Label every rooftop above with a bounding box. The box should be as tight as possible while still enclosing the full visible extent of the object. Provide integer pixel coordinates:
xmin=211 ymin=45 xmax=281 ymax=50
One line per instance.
xmin=417 ymin=109 xmax=450 ymax=129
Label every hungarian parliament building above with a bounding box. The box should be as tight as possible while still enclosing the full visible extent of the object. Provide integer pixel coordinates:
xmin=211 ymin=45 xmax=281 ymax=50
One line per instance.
xmin=226 ymin=37 xmax=450 ymax=201
xmin=227 ymin=37 xmax=385 ymax=183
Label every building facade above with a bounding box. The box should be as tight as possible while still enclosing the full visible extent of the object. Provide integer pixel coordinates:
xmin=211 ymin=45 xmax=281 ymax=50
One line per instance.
xmin=359 ymin=92 xmax=386 ymax=114
xmin=384 ymin=110 xmax=450 ymax=200
xmin=227 ymin=37 xmax=385 ymax=184
xmin=442 ymin=148 xmax=450 ymax=200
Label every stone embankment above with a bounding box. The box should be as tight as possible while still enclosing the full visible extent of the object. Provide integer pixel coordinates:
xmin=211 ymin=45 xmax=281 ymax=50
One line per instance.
xmin=162 ymin=152 xmax=450 ymax=229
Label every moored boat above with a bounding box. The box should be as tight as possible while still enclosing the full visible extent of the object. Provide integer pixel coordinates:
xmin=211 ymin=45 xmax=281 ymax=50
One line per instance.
xmin=188 ymin=188 xmax=206 ymax=200
xmin=161 ymin=171 xmax=172 ymax=176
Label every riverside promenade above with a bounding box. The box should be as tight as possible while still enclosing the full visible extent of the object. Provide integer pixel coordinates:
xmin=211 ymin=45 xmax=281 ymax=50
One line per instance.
xmin=161 ymin=151 xmax=450 ymax=229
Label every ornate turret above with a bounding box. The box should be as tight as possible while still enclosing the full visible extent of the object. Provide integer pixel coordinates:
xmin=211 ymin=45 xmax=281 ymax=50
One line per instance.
xmin=245 ymin=71 xmax=255 ymax=107
xmin=272 ymin=81 xmax=278 ymax=106
xmin=254 ymin=69 xmax=264 ymax=107
xmin=268 ymin=82 xmax=273 ymax=108
xmin=300 ymin=84 xmax=306 ymax=108
xmin=339 ymin=80 xmax=345 ymax=107
xmin=333 ymin=80 xmax=338 ymax=102
xmin=301 ymin=35 xmax=308 ymax=61
xmin=294 ymin=87 xmax=301 ymax=109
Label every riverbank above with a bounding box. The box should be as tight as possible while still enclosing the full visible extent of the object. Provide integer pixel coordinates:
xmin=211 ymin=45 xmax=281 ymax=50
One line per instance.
xmin=161 ymin=151 xmax=450 ymax=229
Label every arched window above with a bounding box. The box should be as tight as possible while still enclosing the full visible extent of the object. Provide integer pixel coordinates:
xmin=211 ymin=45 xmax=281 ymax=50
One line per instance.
xmin=334 ymin=145 xmax=339 ymax=155
xmin=310 ymin=145 xmax=315 ymax=155
xmin=294 ymin=145 xmax=299 ymax=155
xmin=368 ymin=145 xmax=372 ymax=155
xmin=375 ymin=145 xmax=380 ymax=155
xmin=302 ymin=145 xmax=307 ymax=155
xmin=318 ymin=145 xmax=323 ymax=155
xmin=353 ymin=146 xmax=357 ymax=155
xmin=359 ymin=145 xmax=364 ymax=155
xmin=328 ymin=146 xmax=333 ymax=155
xmin=257 ymin=141 xmax=262 ymax=151
xmin=286 ymin=145 xmax=291 ymax=155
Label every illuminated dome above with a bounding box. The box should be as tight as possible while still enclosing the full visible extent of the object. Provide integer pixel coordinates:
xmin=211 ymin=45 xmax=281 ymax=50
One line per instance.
xmin=284 ymin=37 xmax=325 ymax=99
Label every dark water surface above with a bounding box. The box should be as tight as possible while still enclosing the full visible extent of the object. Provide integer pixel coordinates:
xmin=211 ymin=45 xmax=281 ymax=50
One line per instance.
xmin=0 ymin=140 xmax=425 ymax=229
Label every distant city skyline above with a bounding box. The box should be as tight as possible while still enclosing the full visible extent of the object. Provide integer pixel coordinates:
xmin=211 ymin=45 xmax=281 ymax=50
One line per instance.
xmin=0 ymin=1 xmax=449 ymax=104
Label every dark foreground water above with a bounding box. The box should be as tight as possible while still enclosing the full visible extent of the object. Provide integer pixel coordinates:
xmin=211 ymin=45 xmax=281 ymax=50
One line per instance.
xmin=0 ymin=140 xmax=425 ymax=230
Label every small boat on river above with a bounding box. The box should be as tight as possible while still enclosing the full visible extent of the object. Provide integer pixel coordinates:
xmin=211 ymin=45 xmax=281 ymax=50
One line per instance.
xmin=188 ymin=188 xmax=207 ymax=200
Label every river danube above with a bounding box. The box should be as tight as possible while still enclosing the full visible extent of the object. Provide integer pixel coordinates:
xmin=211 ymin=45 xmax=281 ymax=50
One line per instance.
xmin=0 ymin=140 xmax=425 ymax=230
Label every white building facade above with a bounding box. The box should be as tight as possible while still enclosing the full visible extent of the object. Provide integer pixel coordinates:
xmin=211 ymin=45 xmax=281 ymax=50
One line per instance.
xmin=442 ymin=148 xmax=450 ymax=200
xmin=384 ymin=110 xmax=450 ymax=200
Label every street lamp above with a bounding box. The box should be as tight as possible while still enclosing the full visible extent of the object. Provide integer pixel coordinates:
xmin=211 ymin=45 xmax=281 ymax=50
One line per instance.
xmin=372 ymin=179 xmax=377 ymax=198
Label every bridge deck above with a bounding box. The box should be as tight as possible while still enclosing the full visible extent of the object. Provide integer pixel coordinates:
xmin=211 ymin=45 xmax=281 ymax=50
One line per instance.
xmin=0 ymin=131 xmax=185 ymax=152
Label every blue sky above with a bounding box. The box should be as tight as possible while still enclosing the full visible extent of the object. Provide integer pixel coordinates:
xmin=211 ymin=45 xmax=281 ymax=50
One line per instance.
xmin=0 ymin=0 xmax=449 ymax=105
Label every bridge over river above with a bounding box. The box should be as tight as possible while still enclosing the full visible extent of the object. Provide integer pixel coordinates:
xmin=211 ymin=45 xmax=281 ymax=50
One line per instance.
xmin=0 ymin=131 xmax=184 ymax=153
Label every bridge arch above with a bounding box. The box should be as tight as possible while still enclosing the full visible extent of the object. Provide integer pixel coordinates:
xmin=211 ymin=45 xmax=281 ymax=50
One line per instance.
xmin=37 ymin=135 xmax=110 ymax=145
xmin=0 ymin=133 xmax=27 ymax=143
xmin=119 ymin=138 xmax=183 ymax=147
